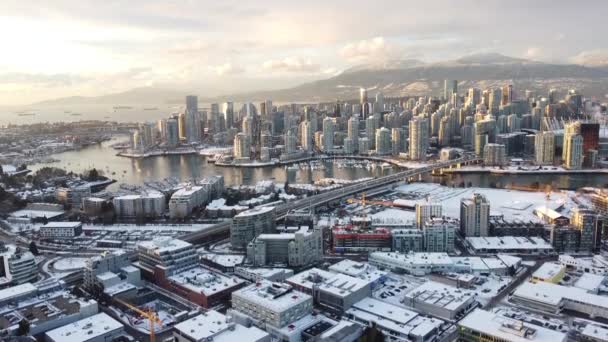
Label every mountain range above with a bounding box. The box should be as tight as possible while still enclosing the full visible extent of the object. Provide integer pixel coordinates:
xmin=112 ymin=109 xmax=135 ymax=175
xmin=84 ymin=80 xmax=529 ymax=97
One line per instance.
xmin=34 ymin=53 xmax=608 ymax=106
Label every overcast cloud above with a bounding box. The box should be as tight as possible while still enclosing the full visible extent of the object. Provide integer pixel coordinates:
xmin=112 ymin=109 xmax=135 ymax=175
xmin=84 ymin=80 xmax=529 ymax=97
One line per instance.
xmin=0 ymin=0 xmax=607 ymax=105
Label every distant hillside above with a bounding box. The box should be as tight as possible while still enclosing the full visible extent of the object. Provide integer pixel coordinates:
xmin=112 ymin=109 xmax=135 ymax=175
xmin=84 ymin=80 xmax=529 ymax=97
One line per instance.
xmin=33 ymin=53 xmax=608 ymax=106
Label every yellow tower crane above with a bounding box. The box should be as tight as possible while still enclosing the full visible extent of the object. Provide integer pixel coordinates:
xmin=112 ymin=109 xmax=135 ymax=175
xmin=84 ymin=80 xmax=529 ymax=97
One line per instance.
xmin=115 ymin=298 xmax=161 ymax=342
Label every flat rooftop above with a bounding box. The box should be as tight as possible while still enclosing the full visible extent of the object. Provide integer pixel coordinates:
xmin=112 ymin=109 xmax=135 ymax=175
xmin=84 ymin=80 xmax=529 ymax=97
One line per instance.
xmin=286 ymin=268 xmax=335 ymax=291
xmin=42 ymin=221 xmax=82 ymax=228
xmin=200 ymin=253 xmax=245 ymax=268
xmin=466 ymin=236 xmax=553 ymax=251
xmin=459 ymin=309 xmax=566 ymax=342
xmin=233 ymin=281 xmax=312 ymax=313
xmin=532 ymin=262 xmax=565 ymax=280
xmin=582 ymin=324 xmax=608 ymax=341
xmin=168 ymin=267 xmax=245 ymax=296
xmin=0 ymin=283 xmax=37 ymax=303
xmin=347 ymin=297 xmax=443 ymax=338
xmin=173 ymin=310 xmax=268 ymax=342
xmin=513 ymin=281 xmax=608 ymax=308
xmin=404 ymin=281 xmax=475 ymax=311
xmin=138 ymin=237 xmax=192 ymax=253
xmin=370 ymin=252 xmax=454 ymax=266
xmin=45 ymin=312 xmax=123 ymax=342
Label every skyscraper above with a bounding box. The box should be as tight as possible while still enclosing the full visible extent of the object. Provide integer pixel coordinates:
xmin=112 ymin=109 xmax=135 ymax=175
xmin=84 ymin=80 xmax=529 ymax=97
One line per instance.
xmin=322 ymin=117 xmax=334 ymax=152
xmin=360 ymin=87 xmax=369 ymax=119
xmin=409 ymin=117 xmax=429 ymax=161
xmin=564 ymin=134 xmax=583 ymax=169
xmin=347 ymin=117 xmax=359 ymax=153
xmin=534 ymin=131 xmax=555 ymax=165
xmin=222 ymin=102 xmax=234 ymax=129
xmin=375 ymin=92 xmax=385 ymax=114
xmin=375 ymin=127 xmax=391 ymax=155
xmin=460 ymin=193 xmax=490 ymax=237
xmin=300 ymin=121 xmax=313 ymax=152
xmin=233 ymin=133 xmax=250 ymax=159
xmin=166 ymin=118 xmax=179 ymax=147
xmin=444 ymin=80 xmax=457 ymax=101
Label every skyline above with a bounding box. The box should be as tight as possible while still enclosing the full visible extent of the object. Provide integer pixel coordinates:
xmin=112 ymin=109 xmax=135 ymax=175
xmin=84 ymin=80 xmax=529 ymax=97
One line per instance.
xmin=1 ymin=0 xmax=608 ymax=105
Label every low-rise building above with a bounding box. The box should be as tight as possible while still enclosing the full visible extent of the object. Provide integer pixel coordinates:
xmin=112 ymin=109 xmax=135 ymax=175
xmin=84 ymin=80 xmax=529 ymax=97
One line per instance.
xmin=286 ymin=268 xmax=371 ymax=312
xmin=167 ymin=266 xmax=246 ymax=308
xmin=328 ymin=260 xmax=388 ymax=290
xmin=173 ymin=310 xmax=271 ymax=342
xmin=113 ymin=192 xmax=166 ymax=219
xmin=531 ymin=262 xmax=566 ymax=283
xmin=392 ymin=229 xmax=423 ymax=253
xmin=39 ymin=222 xmax=82 ymax=239
xmin=458 ymin=309 xmax=567 ymax=342
xmin=465 ymin=236 xmax=554 ymax=255
xmin=511 ymin=281 xmax=608 ymax=319
xmin=246 ymin=226 xmax=322 ymax=269
xmin=0 ymin=244 xmax=37 ymax=288
xmin=135 ymin=238 xmax=198 ymax=284
xmin=169 ymin=185 xmax=209 ymax=219
xmin=231 ymin=281 xmax=313 ymax=328
xmin=45 ymin=312 xmax=124 ymax=342
xmin=345 ymin=297 xmax=445 ymax=342
xmin=403 ymin=280 xmax=476 ymax=321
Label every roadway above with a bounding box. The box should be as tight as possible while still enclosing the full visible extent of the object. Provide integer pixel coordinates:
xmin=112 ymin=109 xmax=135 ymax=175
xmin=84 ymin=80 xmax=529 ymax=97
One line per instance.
xmin=182 ymin=155 xmax=480 ymax=244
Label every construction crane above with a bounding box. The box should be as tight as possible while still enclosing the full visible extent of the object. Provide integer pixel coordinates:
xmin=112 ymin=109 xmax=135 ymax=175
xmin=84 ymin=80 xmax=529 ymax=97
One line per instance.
xmin=115 ymin=298 xmax=161 ymax=342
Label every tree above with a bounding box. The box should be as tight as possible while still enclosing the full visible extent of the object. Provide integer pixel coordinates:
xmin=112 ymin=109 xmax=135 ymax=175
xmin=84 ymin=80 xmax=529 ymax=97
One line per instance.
xmin=29 ymin=241 xmax=39 ymax=256
xmin=16 ymin=319 xmax=30 ymax=336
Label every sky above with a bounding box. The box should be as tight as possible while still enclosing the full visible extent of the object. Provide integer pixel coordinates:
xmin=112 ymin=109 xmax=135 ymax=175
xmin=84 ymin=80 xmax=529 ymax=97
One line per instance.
xmin=1 ymin=0 xmax=607 ymax=106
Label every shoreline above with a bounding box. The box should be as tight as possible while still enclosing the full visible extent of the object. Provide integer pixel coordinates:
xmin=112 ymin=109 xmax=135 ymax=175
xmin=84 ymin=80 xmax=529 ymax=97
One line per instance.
xmin=443 ymin=167 xmax=608 ymax=175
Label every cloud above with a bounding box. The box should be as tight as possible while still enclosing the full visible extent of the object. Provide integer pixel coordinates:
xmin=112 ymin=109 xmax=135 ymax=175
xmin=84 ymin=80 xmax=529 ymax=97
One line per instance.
xmin=210 ymin=63 xmax=245 ymax=76
xmin=570 ymin=49 xmax=608 ymax=66
xmin=524 ymin=47 xmax=543 ymax=59
xmin=340 ymin=37 xmax=397 ymax=63
xmin=262 ymin=57 xmax=320 ymax=73
xmin=0 ymin=72 xmax=88 ymax=87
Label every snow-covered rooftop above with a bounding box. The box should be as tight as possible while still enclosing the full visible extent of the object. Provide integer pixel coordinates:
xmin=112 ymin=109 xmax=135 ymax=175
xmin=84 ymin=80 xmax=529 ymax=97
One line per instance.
xmin=45 ymin=313 xmax=123 ymax=342
xmin=466 ymin=236 xmax=553 ymax=251
xmin=233 ymin=281 xmax=312 ymax=313
xmin=168 ymin=267 xmax=244 ymax=296
xmin=459 ymin=309 xmax=566 ymax=342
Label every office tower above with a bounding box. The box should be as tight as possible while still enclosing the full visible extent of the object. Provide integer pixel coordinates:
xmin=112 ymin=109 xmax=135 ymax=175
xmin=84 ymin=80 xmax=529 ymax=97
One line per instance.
xmin=360 ymin=87 xmax=369 ymax=119
xmin=535 ymin=131 xmax=555 ymax=165
xmin=474 ymin=134 xmax=488 ymax=157
xmin=178 ymin=112 xmax=186 ymax=140
xmin=564 ymin=134 xmax=583 ymax=169
xmin=265 ymin=100 xmax=273 ymax=116
xmin=438 ymin=116 xmax=450 ymax=147
xmin=501 ymin=84 xmax=513 ymax=105
xmin=186 ymin=95 xmax=198 ymax=112
xmin=348 ymin=117 xmax=359 ymax=153
xmin=409 ymin=117 xmax=429 ymax=161
xmin=467 ymin=88 xmax=481 ymax=109
xmin=141 ymin=122 xmax=155 ymax=148
xmin=166 ymin=118 xmax=179 ymax=147
xmin=365 ymin=116 xmax=378 ymax=149
xmin=375 ymin=92 xmax=385 ymax=113
xmin=132 ymin=130 xmax=142 ymax=151
xmin=460 ymin=124 xmax=473 ymax=149
xmin=233 ymin=133 xmax=250 ymax=159
xmin=300 ymin=121 xmax=313 ymax=152
xmin=572 ymin=207 xmax=599 ymax=252
xmin=460 ymin=193 xmax=490 ymax=237
xmin=284 ymin=129 xmax=297 ymax=155
xmin=358 ymin=137 xmax=370 ymax=154
xmin=507 ymin=114 xmax=521 ymax=133
xmin=489 ymin=88 xmax=501 ymax=115
xmin=496 ymin=115 xmax=507 ymax=134
xmin=562 ymin=121 xmax=580 ymax=160
xmin=157 ymin=119 xmax=167 ymax=142
xmin=444 ymin=80 xmax=457 ymax=101
xmin=375 ymin=127 xmax=391 ymax=155
xmin=483 ymin=143 xmax=507 ymax=166
xmin=222 ymin=102 xmax=234 ymax=129
xmin=415 ymin=202 xmax=442 ymax=228
xmin=322 ymin=117 xmax=334 ymax=152
xmin=344 ymin=138 xmax=354 ymax=154
xmin=391 ymin=128 xmax=404 ymax=155
xmin=185 ymin=109 xmax=201 ymax=143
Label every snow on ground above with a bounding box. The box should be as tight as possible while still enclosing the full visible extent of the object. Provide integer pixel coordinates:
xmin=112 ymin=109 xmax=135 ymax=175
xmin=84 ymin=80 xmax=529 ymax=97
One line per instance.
xmin=82 ymin=223 xmax=214 ymax=233
xmin=53 ymin=257 xmax=88 ymax=271
xmin=394 ymin=183 xmax=576 ymax=221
